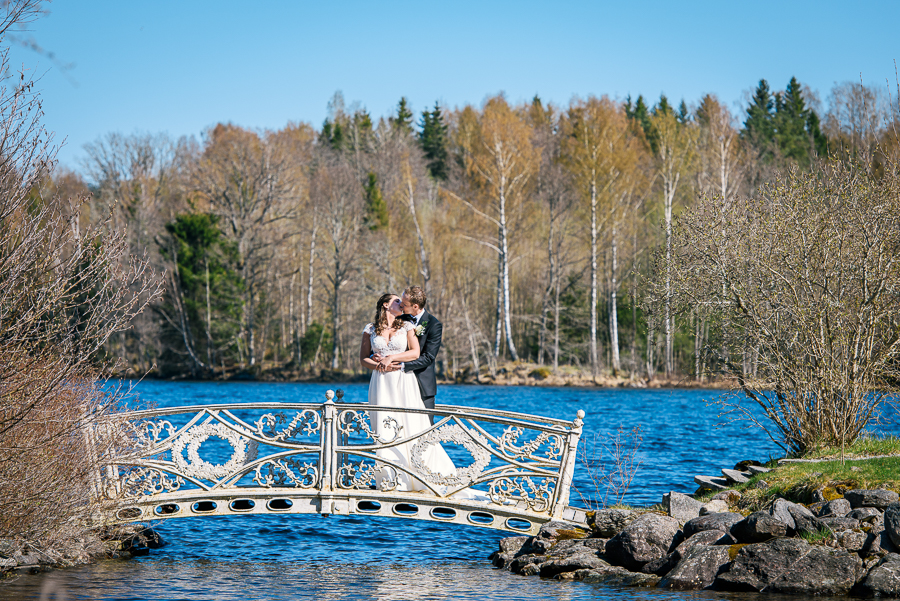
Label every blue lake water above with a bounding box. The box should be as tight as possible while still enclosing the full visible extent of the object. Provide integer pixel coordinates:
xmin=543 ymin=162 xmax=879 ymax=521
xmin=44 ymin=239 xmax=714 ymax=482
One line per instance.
xmin=3 ymin=382 xmax=897 ymax=601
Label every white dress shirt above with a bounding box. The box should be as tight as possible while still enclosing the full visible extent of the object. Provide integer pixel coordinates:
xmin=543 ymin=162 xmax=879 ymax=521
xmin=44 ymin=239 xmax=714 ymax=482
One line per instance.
xmin=401 ymin=309 xmax=426 ymax=372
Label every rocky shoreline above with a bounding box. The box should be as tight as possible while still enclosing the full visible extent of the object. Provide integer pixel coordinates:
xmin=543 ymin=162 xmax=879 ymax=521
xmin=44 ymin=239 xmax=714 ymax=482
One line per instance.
xmin=0 ymin=526 xmax=164 ymax=577
xmin=490 ymin=486 xmax=900 ymax=597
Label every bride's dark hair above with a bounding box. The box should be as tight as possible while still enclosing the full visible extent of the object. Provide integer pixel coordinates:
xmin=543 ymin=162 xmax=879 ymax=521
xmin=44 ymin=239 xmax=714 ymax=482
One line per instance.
xmin=373 ymin=292 xmax=403 ymax=336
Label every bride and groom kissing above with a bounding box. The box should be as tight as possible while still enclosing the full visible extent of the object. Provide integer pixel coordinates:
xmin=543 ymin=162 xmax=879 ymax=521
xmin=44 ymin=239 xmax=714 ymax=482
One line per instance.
xmin=359 ymin=285 xmax=475 ymax=496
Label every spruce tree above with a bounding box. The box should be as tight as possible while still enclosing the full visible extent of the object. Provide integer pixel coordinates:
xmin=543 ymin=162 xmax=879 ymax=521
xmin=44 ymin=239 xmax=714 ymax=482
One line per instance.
xmin=743 ymin=79 xmax=776 ymax=160
xmin=390 ymin=97 xmax=414 ymax=135
xmin=677 ymin=100 xmax=690 ymax=124
xmin=654 ymin=94 xmax=673 ymax=116
xmin=774 ymin=77 xmax=811 ymax=165
xmin=625 ymin=94 xmax=653 ymax=143
xmin=363 ymin=172 xmax=389 ymax=231
xmin=418 ymin=102 xmax=449 ymax=180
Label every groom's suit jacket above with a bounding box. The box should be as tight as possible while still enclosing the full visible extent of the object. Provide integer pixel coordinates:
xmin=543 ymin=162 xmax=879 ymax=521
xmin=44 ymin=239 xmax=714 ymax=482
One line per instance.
xmin=402 ymin=310 xmax=442 ymax=409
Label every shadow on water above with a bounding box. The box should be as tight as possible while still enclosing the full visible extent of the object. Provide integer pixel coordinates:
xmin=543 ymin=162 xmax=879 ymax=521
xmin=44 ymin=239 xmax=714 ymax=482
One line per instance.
xmin=2 ymin=383 xmax=896 ymax=601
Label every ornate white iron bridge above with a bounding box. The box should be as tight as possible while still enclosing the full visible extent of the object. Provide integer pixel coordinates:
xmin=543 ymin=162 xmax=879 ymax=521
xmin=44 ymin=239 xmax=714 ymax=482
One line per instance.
xmin=95 ymin=390 xmax=588 ymax=536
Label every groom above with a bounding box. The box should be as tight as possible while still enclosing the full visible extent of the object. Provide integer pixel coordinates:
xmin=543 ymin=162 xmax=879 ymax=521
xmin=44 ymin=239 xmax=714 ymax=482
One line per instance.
xmin=382 ymin=285 xmax=442 ymax=418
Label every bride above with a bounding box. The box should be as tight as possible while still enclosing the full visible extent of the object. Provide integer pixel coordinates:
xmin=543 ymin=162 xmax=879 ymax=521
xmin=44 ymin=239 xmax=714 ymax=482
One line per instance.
xmin=358 ymin=292 xmax=462 ymax=493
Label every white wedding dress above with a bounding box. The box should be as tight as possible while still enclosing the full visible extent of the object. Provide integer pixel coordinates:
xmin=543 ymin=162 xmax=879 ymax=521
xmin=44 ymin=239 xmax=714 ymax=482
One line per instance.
xmin=365 ymin=321 xmax=468 ymax=495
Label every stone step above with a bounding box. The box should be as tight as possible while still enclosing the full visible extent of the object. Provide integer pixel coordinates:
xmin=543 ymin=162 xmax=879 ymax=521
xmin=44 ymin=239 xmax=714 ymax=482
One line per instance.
xmin=694 ymin=475 xmax=729 ymax=491
xmin=747 ymin=465 xmax=771 ymax=475
xmin=721 ymin=468 xmax=751 ymax=484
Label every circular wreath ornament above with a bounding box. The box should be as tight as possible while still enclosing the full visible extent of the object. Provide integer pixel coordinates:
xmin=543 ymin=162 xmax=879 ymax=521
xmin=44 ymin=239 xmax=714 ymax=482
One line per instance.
xmin=172 ymin=422 xmax=258 ymax=481
xmin=410 ymin=424 xmax=491 ymax=487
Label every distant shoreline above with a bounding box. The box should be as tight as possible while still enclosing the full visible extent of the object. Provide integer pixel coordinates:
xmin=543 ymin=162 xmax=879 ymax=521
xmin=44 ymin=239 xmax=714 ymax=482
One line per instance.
xmin=117 ymin=362 xmax=735 ymax=390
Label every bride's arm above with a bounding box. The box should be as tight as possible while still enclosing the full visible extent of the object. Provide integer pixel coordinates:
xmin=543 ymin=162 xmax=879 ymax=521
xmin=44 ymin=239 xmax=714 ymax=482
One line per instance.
xmin=359 ymin=333 xmax=379 ymax=371
xmin=384 ymin=329 xmax=420 ymax=365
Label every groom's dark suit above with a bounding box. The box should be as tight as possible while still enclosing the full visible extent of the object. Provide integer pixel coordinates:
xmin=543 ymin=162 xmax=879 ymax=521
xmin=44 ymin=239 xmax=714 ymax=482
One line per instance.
xmin=401 ymin=310 xmax=442 ymax=412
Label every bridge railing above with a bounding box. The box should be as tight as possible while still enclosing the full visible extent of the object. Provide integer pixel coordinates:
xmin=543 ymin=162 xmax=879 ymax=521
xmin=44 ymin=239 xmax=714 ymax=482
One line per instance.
xmin=94 ymin=391 xmax=585 ymax=530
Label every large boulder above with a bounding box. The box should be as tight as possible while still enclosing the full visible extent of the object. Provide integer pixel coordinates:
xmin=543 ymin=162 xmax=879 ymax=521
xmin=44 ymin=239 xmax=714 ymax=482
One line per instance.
xmin=767 ymin=545 xmax=862 ymax=595
xmin=489 ymin=536 xmax=530 ymax=568
xmin=589 ymin=508 xmax=638 ymax=538
xmin=604 ymin=513 xmax=681 ymax=571
xmin=820 ymin=516 xmax=860 ymax=531
xmin=715 ymin=537 xmax=811 ymax=592
xmin=683 ymin=512 xmax=743 ymax=538
xmin=856 ymin=553 xmax=900 ymax=597
xmin=642 ymin=529 xmax=726 ymax=577
xmin=863 ymin=526 xmax=900 ymax=558
xmin=885 ymin=503 xmax=900 ymax=548
xmin=838 ymin=529 xmax=867 ymax=552
xmin=663 ymin=491 xmax=702 ymax=523
xmin=769 ymin=498 xmax=799 ymax=530
xmin=730 ymin=511 xmax=789 ymax=543
xmin=659 ymin=545 xmax=731 ymax=590
xmin=845 ymin=489 xmax=900 ymax=509
xmin=786 ymin=503 xmax=826 ymax=535
xmin=508 ymin=553 xmax=547 ymax=575
xmin=576 ymin=566 xmax=661 ymax=587
xmin=538 ymin=552 xmax=610 ymax=578
xmin=849 ymin=507 xmax=882 ymax=522
xmin=700 ymin=500 xmax=729 ymax=515
xmin=820 ymin=498 xmax=851 ymax=517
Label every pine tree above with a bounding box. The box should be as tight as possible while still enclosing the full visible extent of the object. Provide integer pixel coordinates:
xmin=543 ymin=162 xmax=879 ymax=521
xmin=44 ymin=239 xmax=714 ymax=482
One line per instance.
xmin=418 ymin=102 xmax=449 ymax=180
xmin=677 ymin=100 xmax=690 ymax=124
xmin=320 ymin=119 xmax=344 ymax=151
xmin=743 ymin=79 xmax=776 ymax=160
xmin=654 ymin=94 xmax=673 ymax=117
xmin=389 ymin=97 xmax=414 ymax=135
xmin=625 ymin=94 xmax=653 ymax=146
xmin=363 ymin=172 xmax=389 ymax=231
xmin=807 ymin=110 xmax=828 ymax=158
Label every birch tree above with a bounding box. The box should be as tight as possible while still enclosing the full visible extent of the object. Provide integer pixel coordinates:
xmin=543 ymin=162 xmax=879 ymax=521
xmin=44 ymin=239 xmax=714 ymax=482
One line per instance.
xmin=649 ymin=100 xmax=696 ymax=377
xmin=311 ymin=152 xmax=364 ymax=370
xmin=561 ymin=96 xmax=641 ymax=376
xmin=454 ymin=96 xmax=536 ymax=361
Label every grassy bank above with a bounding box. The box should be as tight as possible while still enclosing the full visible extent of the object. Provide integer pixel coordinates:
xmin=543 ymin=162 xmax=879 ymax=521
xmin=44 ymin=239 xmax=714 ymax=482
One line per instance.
xmin=713 ymin=435 xmax=900 ymax=513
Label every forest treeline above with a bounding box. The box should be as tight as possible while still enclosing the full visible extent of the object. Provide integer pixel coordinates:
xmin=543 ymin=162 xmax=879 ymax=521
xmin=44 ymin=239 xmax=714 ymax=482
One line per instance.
xmin=41 ymin=77 xmax=900 ymax=381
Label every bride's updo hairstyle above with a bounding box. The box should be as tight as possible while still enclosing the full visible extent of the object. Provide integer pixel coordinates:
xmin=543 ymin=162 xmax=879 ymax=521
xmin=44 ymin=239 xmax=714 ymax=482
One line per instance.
xmin=373 ymin=292 xmax=403 ymax=336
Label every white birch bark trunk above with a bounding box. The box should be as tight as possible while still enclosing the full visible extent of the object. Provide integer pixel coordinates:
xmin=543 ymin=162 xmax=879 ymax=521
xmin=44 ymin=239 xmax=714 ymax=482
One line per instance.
xmin=609 ymin=221 xmax=620 ymax=374
xmin=589 ymin=177 xmax=599 ymax=377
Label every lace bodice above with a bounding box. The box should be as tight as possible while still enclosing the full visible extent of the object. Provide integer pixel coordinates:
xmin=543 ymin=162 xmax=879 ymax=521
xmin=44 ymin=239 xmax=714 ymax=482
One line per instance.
xmin=364 ymin=321 xmax=414 ymax=356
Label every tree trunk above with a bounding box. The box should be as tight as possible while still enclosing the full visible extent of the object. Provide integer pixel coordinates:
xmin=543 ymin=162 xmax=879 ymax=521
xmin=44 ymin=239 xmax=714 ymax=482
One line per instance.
xmin=589 ymin=177 xmax=599 ymax=377
xmin=331 ymin=283 xmax=340 ymax=370
xmin=553 ymin=275 xmax=561 ymax=371
xmin=306 ymin=222 xmax=318 ymax=335
xmin=205 ymin=259 xmax=213 ymax=369
xmin=406 ymin=168 xmax=431 ymax=290
xmin=499 ymin=185 xmax=518 ymax=361
xmin=663 ymin=171 xmax=679 ymax=377
xmin=609 ymin=222 xmax=620 ymax=375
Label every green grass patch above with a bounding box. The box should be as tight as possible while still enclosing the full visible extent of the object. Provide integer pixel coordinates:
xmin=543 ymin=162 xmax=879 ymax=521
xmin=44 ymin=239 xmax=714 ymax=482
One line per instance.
xmin=793 ymin=434 xmax=900 ymax=460
xmin=732 ymin=456 xmax=900 ymax=512
xmin=799 ymin=528 xmax=832 ymax=545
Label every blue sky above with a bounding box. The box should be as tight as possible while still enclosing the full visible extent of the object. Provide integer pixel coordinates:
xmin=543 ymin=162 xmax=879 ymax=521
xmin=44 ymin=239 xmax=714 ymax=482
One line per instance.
xmin=8 ymin=1 xmax=900 ymax=170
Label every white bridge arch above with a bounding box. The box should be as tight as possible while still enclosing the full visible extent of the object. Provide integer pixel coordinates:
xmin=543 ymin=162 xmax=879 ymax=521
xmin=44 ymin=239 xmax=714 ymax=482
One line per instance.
xmin=94 ymin=391 xmax=588 ymax=536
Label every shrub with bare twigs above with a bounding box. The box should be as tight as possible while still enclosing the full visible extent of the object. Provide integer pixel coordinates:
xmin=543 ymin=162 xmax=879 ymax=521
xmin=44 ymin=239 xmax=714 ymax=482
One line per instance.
xmin=577 ymin=425 xmax=644 ymax=509
xmin=0 ymin=1 xmax=161 ymax=556
xmin=659 ymin=154 xmax=900 ymax=455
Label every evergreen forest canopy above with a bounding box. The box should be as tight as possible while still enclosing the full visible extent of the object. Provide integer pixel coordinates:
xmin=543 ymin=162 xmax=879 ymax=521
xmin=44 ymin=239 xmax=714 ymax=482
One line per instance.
xmin=46 ymin=77 xmax=900 ymax=382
